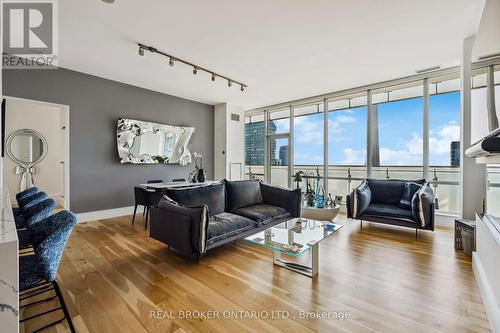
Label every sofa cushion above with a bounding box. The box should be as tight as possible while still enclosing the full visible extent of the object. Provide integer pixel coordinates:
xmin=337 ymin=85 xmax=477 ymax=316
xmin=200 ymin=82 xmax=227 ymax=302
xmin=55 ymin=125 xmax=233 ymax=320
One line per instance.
xmin=366 ymin=179 xmax=406 ymax=205
xmin=399 ymin=182 xmax=422 ymax=210
xmin=207 ymin=212 xmax=258 ymax=243
xmin=225 ymin=180 xmax=263 ymax=211
xmin=231 ymin=204 xmax=289 ymax=224
xmin=362 ymin=203 xmax=415 ymax=221
xmin=164 ymin=182 xmax=225 ymax=216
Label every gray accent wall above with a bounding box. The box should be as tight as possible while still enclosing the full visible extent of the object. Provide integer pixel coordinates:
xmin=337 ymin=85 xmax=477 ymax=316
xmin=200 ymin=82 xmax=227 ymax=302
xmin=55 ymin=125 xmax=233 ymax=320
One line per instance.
xmin=3 ymin=68 xmax=214 ymax=213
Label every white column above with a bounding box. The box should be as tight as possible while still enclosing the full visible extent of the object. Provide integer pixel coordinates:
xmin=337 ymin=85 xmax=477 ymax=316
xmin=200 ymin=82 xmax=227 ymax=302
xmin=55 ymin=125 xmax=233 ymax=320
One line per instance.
xmin=366 ymin=90 xmax=373 ymax=177
xmin=264 ymin=110 xmax=269 ymax=183
xmin=323 ymin=99 xmax=329 ymax=191
xmin=423 ymin=78 xmax=430 ymax=180
xmin=460 ymin=36 xmax=486 ymax=219
xmin=214 ymin=103 xmax=245 ymax=181
xmin=288 ymin=105 xmax=293 ymax=188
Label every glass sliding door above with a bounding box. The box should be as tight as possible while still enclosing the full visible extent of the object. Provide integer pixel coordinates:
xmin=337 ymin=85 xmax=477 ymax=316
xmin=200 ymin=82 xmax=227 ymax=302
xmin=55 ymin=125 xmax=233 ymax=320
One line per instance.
xmin=244 ymin=114 xmax=265 ymax=180
xmin=268 ymin=135 xmax=290 ymax=188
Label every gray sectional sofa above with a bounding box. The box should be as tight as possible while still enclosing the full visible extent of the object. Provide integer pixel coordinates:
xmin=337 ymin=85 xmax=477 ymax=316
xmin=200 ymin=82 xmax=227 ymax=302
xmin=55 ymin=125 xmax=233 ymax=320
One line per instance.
xmin=346 ymin=178 xmax=435 ymax=234
xmin=150 ymin=179 xmax=301 ymax=260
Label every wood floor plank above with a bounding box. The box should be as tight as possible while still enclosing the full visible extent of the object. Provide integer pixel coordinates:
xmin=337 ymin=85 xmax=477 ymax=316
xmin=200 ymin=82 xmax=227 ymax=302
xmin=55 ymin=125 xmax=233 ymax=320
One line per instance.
xmin=25 ymin=214 xmax=490 ymax=333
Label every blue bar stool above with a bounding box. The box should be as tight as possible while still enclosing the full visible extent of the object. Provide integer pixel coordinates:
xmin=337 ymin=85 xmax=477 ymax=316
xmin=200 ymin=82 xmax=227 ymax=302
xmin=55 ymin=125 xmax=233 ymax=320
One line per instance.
xmin=19 ymin=210 xmax=77 ymax=333
xmin=15 ymin=192 xmax=49 ymax=229
xmin=17 ymin=198 xmax=57 ymax=250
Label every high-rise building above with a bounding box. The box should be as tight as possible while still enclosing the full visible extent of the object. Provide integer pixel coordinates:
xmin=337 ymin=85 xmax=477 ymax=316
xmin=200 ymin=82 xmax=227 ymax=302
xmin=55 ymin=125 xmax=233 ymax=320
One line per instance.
xmin=450 ymin=141 xmax=460 ymax=167
xmin=245 ymin=120 xmax=276 ymax=165
xmin=279 ymin=145 xmax=289 ymax=166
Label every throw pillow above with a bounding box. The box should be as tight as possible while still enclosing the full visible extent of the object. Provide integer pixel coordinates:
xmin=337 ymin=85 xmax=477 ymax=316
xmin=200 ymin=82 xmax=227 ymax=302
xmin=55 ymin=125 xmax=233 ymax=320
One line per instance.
xmin=399 ymin=182 xmax=422 ymax=210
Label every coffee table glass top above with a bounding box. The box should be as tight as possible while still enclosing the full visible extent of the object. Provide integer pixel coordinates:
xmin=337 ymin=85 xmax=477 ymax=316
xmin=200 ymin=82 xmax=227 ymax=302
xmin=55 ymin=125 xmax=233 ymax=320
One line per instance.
xmin=244 ymin=218 xmax=343 ymax=257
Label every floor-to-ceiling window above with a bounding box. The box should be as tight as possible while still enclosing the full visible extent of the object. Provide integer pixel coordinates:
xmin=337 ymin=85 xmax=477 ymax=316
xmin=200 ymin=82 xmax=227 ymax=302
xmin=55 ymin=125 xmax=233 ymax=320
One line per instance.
xmin=429 ymin=76 xmax=461 ymax=214
xmin=327 ymin=94 xmax=367 ymax=201
xmin=293 ymin=102 xmax=324 ymax=192
xmin=268 ymin=108 xmax=290 ymax=187
xmin=244 ymin=61 xmax=500 ymax=218
xmin=371 ymin=82 xmax=424 ymax=180
xmin=244 ymin=113 xmax=265 ymax=180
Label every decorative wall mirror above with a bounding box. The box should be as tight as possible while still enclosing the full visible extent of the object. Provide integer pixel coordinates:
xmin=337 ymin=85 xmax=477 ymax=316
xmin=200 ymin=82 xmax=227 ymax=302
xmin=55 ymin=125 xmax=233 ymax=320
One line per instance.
xmin=117 ymin=118 xmax=195 ymax=165
xmin=6 ymin=129 xmax=48 ymax=191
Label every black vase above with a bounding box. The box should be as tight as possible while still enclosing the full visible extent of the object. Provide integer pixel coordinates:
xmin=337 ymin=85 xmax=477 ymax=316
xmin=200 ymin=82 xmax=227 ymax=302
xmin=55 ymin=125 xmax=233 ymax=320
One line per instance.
xmin=197 ymin=168 xmax=206 ymax=182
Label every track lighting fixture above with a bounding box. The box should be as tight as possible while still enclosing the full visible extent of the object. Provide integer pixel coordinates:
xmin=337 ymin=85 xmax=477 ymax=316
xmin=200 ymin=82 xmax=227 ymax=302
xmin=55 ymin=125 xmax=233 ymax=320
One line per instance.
xmin=137 ymin=43 xmax=247 ymax=92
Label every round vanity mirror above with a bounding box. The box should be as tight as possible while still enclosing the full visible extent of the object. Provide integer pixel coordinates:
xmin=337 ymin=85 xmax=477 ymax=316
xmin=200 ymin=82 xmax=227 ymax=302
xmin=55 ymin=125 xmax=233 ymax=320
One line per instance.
xmin=6 ymin=129 xmax=48 ymax=166
xmin=6 ymin=129 xmax=48 ymax=192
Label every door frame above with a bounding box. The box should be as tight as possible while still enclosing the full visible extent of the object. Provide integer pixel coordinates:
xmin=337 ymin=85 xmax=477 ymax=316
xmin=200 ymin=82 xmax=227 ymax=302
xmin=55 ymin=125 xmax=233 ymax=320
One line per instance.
xmin=265 ymin=133 xmax=291 ymax=188
xmin=4 ymin=96 xmax=70 ymax=209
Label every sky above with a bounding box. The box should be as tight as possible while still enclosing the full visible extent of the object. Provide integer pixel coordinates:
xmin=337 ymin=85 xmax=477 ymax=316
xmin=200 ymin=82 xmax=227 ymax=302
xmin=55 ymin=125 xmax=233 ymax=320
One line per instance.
xmin=271 ymin=91 xmax=460 ymax=166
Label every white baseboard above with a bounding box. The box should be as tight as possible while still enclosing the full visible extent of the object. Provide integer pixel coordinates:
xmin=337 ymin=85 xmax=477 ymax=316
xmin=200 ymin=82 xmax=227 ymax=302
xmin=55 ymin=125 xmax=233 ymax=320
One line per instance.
xmin=473 ymin=252 xmax=500 ymax=333
xmin=77 ymin=206 xmax=135 ymax=223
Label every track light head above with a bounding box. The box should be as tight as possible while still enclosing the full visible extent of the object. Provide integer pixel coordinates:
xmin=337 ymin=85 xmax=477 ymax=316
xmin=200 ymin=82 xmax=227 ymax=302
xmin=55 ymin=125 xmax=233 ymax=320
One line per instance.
xmin=241 ymin=85 xmax=245 ymax=92
xmin=138 ymin=46 xmax=145 ymax=56
xmin=228 ymin=80 xmax=232 ymax=87
xmin=193 ymin=67 xmax=198 ymax=75
xmin=169 ymin=58 xmax=175 ymax=66
xmin=211 ymin=74 xmax=216 ymax=82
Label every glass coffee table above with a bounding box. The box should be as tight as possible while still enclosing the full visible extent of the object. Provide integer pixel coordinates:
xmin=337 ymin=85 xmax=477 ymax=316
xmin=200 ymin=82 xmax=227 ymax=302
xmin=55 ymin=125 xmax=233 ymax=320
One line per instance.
xmin=245 ymin=218 xmax=343 ymax=277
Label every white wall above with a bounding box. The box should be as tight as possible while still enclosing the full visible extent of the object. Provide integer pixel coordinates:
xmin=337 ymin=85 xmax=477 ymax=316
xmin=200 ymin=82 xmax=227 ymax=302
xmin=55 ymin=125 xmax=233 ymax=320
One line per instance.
xmin=214 ymin=103 xmax=245 ymax=180
xmin=4 ymin=98 xmax=66 ymax=204
xmin=473 ymin=0 xmax=500 ymax=59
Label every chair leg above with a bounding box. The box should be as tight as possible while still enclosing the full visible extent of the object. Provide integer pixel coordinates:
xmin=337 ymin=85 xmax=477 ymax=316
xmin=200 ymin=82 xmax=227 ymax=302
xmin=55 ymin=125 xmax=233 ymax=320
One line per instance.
xmin=143 ymin=206 xmax=146 ymax=217
xmin=53 ymin=280 xmax=76 ymax=333
xmin=415 ymin=228 xmax=418 ymax=238
xmin=145 ymin=206 xmax=149 ymax=230
xmin=360 ymin=220 xmax=363 ymax=229
xmin=132 ymin=204 xmax=138 ymax=225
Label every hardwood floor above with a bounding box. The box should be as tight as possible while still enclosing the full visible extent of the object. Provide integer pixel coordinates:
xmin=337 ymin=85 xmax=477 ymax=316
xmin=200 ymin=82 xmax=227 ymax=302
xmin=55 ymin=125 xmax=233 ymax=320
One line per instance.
xmin=20 ymin=214 xmax=491 ymax=333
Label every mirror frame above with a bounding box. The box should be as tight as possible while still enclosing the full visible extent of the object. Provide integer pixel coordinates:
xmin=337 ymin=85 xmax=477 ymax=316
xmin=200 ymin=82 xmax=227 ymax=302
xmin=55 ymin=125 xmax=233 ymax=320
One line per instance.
xmin=6 ymin=128 xmax=48 ymax=167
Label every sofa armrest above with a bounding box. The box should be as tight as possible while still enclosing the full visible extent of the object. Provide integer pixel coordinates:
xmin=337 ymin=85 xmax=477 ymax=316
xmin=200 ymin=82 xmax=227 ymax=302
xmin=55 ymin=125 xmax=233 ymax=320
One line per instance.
xmin=150 ymin=199 xmax=209 ymax=257
xmin=260 ymin=183 xmax=301 ymax=217
xmin=347 ymin=181 xmax=371 ymax=219
xmin=411 ymin=183 xmax=435 ymax=228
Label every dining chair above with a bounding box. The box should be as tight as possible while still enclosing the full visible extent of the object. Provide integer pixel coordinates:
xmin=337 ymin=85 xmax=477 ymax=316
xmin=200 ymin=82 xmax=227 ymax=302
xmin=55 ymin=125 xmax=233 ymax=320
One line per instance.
xmin=133 ymin=186 xmax=162 ymax=229
xmin=19 ymin=210 xmax=77 ymax=333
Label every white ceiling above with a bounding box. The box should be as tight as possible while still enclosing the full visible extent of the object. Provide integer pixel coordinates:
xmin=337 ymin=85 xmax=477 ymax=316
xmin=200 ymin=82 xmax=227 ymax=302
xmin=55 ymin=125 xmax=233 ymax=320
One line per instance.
xmin=60 ymin=0 xmax=487 ymax=110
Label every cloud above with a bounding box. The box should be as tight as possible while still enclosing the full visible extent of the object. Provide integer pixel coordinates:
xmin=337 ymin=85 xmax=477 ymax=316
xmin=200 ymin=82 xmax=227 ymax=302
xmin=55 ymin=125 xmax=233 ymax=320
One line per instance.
xmin=295 ymin=153 xmax=323 ymax=164
xmin=294 ymin=117 xmax=323 ymax=144
xmin=336 ymin=115 xmax=357 ymax=123
xmin=341 ymin=148 xmax=366 ymax=164
xmin=336 ymin=122 xmax=460 ymax=166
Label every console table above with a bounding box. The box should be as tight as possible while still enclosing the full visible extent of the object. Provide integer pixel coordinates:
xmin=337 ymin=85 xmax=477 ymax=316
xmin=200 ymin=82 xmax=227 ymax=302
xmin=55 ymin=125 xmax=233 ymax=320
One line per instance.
xmin=0 ymin=188 xmax=18 ymax=333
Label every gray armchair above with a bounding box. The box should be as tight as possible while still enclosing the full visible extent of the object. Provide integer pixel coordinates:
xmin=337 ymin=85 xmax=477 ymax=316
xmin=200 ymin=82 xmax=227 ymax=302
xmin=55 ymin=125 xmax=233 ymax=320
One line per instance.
xmin=347 ymin=179 xmax=435 ymax=235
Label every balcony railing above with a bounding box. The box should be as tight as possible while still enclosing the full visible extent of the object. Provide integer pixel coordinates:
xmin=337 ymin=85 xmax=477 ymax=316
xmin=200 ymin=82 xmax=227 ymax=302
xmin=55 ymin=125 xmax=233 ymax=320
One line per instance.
xmin=245 ymin=165 xmax=462 ymax=215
